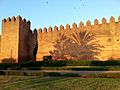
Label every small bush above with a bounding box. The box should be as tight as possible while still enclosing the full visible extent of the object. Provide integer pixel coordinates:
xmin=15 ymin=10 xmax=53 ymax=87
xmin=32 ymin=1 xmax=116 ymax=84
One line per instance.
xmin=43 ymin=56 xmax=52 ymax=61
xmin=2 ymin=58 xmax=16 ymax=63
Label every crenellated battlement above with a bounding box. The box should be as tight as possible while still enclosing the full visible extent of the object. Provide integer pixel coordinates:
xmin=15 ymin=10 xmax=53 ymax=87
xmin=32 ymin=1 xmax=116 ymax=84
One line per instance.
xmin=29 ymin=29 xmax=37 ymax=35
xmin=2 ymin=15 xmax=120 ymax=34
xmin=2 ymin=16 xmax=31 ymax=26
xmin=37 ymin=16 xmax=120 ymax=34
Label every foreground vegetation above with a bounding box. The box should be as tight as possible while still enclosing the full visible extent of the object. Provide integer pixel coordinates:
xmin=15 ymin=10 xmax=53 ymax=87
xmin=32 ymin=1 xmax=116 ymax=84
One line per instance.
xmin=1 ymin=59 xmax=120 ymax=90
xmin=1 ymin=60 xmax=120 ymax=71
xmin=0 ymin=75 xmax=120 ymax=90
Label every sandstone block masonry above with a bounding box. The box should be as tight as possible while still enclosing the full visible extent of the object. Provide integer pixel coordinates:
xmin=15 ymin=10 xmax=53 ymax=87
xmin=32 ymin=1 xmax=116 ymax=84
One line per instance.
xmin=0 ymin=16 xmax=37 ymax=63
xmin=0 ymin=16 xmax=120 ymax=63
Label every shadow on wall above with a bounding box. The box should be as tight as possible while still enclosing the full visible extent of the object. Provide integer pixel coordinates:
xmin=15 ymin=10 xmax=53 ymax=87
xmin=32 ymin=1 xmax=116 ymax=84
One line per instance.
xmin=33 ymin=43 xmax=38 ymax=60
xmin=2 ymin=58 xmax=16 ymax=63
xmin=50 ymin=30 xmax=104 ymax=60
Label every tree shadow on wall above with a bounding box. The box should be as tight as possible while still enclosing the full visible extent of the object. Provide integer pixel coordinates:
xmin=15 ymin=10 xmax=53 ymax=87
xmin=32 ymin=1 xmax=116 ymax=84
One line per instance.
xmin=50 ymin=30 xmax=104 ymax=60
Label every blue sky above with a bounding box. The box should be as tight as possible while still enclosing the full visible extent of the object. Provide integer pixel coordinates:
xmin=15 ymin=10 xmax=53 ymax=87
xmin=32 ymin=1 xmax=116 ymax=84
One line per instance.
xmin=0 ymin=0 xmax=120 ymax=31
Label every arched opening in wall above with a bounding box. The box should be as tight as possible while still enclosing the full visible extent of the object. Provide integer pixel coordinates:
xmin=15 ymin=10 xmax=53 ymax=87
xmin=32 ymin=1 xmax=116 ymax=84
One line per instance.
xmin=33 ymin=43 xmax=38 ymax=60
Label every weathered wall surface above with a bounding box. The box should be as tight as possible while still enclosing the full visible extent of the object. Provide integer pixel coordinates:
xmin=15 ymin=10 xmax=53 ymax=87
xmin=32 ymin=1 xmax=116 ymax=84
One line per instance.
xmin=0 ymin=35 xmax=1 ymax=60
xmin=1 ymin=16 xmax=120 ymax=63
xmin=0 ymin=16 xmax=37 ymax=63
xmin=0 ymin=16 xmax=19 ymax=63
xmin=18 ymin=17 xmax=31 ymax=62
xmin=36 ymin=16 xmax=120 ymax=61
xmin=29 ymin=29 xmax=37 ymax=61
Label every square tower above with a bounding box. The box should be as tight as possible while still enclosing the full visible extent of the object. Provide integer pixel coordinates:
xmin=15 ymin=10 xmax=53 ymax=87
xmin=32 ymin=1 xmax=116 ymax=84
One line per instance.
xmin=0 ymin=16 xmax=32 ymax=63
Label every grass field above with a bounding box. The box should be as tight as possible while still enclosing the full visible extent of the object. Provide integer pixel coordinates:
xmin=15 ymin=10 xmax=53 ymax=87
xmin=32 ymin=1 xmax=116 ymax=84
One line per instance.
xmin=0 ymin=75 xmax=120 ymax=90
